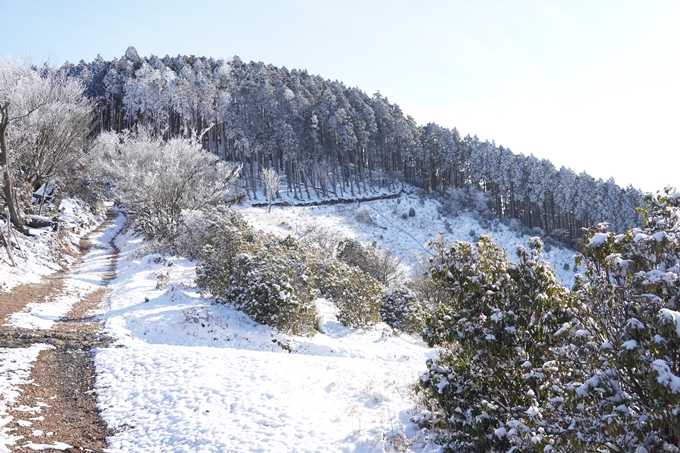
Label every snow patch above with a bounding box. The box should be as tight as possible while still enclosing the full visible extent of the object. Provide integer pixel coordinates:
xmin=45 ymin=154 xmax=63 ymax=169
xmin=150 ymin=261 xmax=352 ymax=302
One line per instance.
xmin=659 ymin=309 xmax=680 ymax=339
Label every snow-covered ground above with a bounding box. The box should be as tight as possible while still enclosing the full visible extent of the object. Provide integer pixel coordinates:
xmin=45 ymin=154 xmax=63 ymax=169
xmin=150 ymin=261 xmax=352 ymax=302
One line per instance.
xmin=239 ymin=191 xmax=578 ymax=288
xmin=96 ymin=224 xmax=435 ymax=452
xmin=0 ymin=199 xmax=102 ymax=293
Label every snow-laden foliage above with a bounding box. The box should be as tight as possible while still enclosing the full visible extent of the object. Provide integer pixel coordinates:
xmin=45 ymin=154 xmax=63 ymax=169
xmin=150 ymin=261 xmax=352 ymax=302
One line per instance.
xmin=379 ymin=287 xmax=423 ymax=334
xmin=310 ymin=259 xmax=384 ymax=329
xmin=222 ymin=237 xmax=319 ymax=336
xmin=1 ymin=57 xmax=93 ymax=231
xmin=90 ymin=130 xmax=240 ymax=240
xmin=191 ymin=208 xmax=390 ymax=332
xmin=194 ymin=208 xmax=318 ymax=335
xmin=557 ymin=186 xmax=680 ymax=452
xmin=415 ymin=235 xmax=571 ymax=452
xmin=416 ymin=188 xmax=680 ymax=452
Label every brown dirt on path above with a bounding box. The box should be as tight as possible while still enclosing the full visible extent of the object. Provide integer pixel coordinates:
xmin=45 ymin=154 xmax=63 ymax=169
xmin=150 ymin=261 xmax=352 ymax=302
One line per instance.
xmin=1 ymin=209 xmax=122 ymax=452
xmin=8 ymin=348 xmax=113 ymax=453
xmin=0 ymin=276 xmax=66 ymax=325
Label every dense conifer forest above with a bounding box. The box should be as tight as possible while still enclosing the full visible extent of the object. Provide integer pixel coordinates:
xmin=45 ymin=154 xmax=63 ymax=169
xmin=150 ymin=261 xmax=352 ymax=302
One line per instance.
xmin=62 ymin=47 xmax=642 ymax=242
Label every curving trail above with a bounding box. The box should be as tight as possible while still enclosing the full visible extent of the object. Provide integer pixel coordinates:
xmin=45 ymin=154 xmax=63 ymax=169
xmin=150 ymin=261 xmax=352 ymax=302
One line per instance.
xmin=0 ymin=209 xmax=124 ymax=453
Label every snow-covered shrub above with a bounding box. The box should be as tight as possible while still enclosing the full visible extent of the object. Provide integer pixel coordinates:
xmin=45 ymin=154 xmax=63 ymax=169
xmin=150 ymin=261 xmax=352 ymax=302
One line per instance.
xmin=556 ymin=187 xmax=680 ymax=452
xmin=409 ymin=207 xmax=416 ymax=217
xmin=337 ymin=238 xmax=368 ymax=268
xmin=294 ymin=222 xmax=338 ymax=255
xmin=193 ymin=207 xmax=258 ymax=291
xmin=198 ymin=221 xmax=318 ymax=335
xmin=416 ymin=188 xmax=680 ymax=452
xmin=175 ymin=210 xmax=210 ymax=260
xmin=223 ymin=236 xmax=319 ymax=336
xmin=415 ymin=234 xmax=572 ymax=452
xmin=379 ymin=287 xmax=423 ymax=334
xmin=355 ymin=207 xmax=374 ymax=224
xmin=90 ymin=130 xmax=240 ymax=241
xmin=310 ymin=259 xmax=384 ymax=329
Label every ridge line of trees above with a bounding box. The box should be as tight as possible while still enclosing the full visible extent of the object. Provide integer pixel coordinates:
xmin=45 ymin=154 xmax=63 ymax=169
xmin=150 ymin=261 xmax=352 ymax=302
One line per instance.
xmin=61 ymin=47 xmax=642 ymax=241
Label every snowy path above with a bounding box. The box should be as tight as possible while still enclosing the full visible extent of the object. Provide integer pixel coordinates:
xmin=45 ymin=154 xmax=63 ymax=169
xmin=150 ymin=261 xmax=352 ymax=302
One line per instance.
xmin=0 ymin=344 xmax=52 ymax=453
xmin=0 ymin=209 xmax=123 ymax=452
xmin=7 ymin=211 xmax=124 ymax=329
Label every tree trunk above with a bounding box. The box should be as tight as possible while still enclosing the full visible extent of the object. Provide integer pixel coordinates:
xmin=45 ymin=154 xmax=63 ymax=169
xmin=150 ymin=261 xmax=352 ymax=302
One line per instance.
xmin=0 ymin=104 xmax=24 ymax=232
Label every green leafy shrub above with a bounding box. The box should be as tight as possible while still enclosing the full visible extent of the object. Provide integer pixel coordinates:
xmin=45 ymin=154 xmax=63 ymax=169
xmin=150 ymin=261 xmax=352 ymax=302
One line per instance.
xmin=310 ymin=258 xmax=384 ymax=328
xmin=379 ymin=287 xmax=423 ymax=334
xmin=195 ymin=209 xmax=318 ymax=336
xmin=415 ymin=235 xmax=572 ymax=452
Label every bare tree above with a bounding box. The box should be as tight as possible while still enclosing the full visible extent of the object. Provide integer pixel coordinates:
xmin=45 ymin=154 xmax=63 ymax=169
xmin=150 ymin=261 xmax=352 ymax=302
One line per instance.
xmin=90 ymin=129 xmax=241 ymax=240
xmin=260 ymin=167 xmax=280 ymax=213
xmin=0 ymin=57 xmax=93 ymax=231
xmin=370 ymin=246 xmax=406 ymax=288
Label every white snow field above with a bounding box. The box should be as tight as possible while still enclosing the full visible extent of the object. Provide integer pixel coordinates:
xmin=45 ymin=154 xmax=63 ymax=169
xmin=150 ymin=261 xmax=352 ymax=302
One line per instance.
xmin=96 ymin=223 xmax=434 ymax=453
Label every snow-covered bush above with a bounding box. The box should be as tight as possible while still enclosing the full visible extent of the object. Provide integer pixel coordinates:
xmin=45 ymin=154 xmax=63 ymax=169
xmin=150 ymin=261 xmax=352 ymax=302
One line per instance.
xmin=175 ymin=210 xmax=210 ymax=260
xmin=294 ymin=223 xmax=338 ymax=255
xmin=310 ymin=259 xmax=384 ymax=329
xmin=415 ymin=234 xmax=572 ymax=452
xmin=223 ymin=236 xmax=319 ymax=336
xmin=416 ymin=188 xmax=680 ymax=452
xmin=379 ymin=287 xmax=423 ymax=334
xmin=196 ymin=216 xmax=318 ymax=335
xmin=557 ymin=186 xmax=680 ymax=452
xmin=193 ymin=207 xmax=258 ymax=291
xmin=90 ymin=130 xmax=240 ymax=241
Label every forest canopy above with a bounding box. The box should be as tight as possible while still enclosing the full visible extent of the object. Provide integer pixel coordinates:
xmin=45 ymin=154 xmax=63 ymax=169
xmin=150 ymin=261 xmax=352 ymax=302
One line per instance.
xmin=60 ymin=47 xmax=642 ymax=241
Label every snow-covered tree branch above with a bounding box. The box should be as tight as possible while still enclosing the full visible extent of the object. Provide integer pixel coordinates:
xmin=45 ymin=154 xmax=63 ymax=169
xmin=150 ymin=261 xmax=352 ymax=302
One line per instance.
xmin=90 ymin=129 xmax=241 ymax=240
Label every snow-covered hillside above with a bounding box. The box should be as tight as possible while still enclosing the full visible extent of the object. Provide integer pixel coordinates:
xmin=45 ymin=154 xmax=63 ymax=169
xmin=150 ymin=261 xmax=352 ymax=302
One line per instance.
xmin=239 ymin=191 xmax=578 ymax=288
xmin=90 ymin=193 xmax=579 ymax=452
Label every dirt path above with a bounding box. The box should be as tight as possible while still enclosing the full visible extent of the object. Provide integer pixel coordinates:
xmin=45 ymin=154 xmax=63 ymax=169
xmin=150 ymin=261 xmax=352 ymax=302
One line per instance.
xmin=0 ymin=209 xmax=122 ymax=452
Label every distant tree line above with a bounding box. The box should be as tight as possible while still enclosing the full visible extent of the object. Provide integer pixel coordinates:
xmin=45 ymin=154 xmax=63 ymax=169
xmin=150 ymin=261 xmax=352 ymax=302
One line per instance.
xmin=61 ymin=47 xmax=642 ymax=240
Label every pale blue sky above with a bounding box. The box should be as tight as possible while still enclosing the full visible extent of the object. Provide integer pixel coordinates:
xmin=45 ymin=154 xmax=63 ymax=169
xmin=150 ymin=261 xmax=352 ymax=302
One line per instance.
xmin=3 ymin=0 xmax=679 ymax=192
